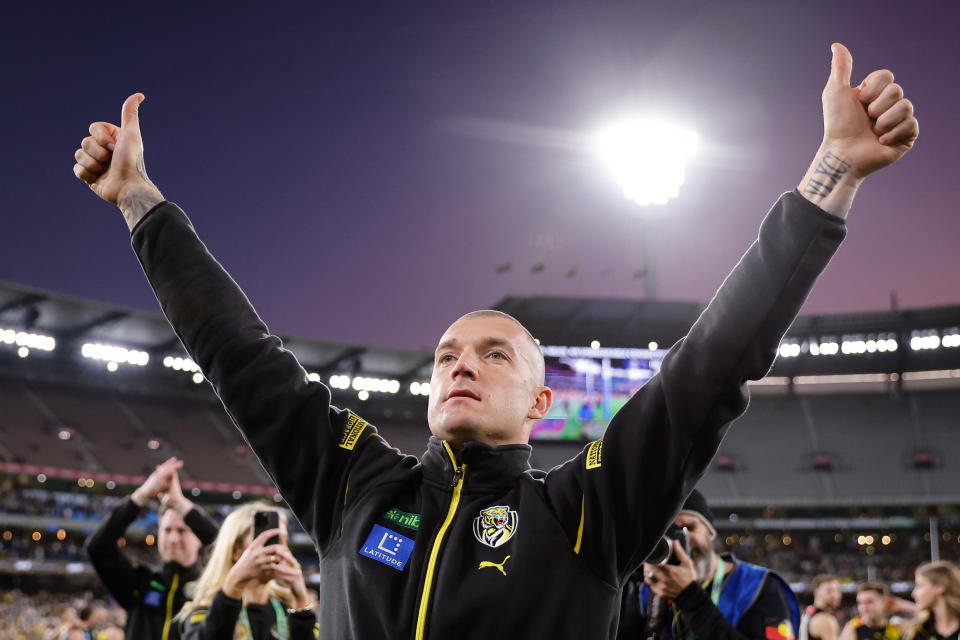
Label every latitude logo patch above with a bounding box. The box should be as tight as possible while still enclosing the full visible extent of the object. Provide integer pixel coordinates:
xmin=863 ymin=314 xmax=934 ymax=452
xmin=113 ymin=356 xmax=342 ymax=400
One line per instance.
xmin=143 ymin=589 xmax=163 ymax=607
xmin=359 ymin=524 xmax=415 ymax=571
xmin=473 ymin=505 xmax=518 ymax=548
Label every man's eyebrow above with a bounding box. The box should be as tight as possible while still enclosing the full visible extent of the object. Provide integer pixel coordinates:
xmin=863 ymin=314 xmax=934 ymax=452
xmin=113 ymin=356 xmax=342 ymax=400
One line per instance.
xmin=435 ymin=338 xmax=459 ymax=355
xmin=434 ymin=336 xmax=516 ymax=355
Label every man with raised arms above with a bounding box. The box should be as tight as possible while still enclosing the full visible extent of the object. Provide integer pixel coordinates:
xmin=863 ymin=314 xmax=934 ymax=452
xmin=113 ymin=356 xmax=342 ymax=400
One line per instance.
xmin=72 ymin=43 xmax=917 ymax=639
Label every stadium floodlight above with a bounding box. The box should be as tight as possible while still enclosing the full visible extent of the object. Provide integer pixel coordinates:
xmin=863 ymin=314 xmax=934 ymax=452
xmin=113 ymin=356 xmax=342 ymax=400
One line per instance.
xmin=1 ymin=327 xmax=56 ymax=357
xmin=306 ymin=372 xmax=322 ymax=383
xmin=328 ymin=374 xmax=352 ymax=390
xmin=596 ymin=118 xmax=698 ymax=206
xmin=192 ymin=372 xmax=204 ymax=384
xmin=358 ymin=390 xmax=370 ymax=401
xmin=82 ymin=342 xmax=149 ymax=368
xmin=351 ymin=376 xmax=401 ymax=394
xmin=778 ymin=342 xmax=802 ymax=358
xmin=910 ymin=330 xmax=941 ymax=351
xmin=163 ymin=355 xmax=199 ymax=372
xmin=410 ymin=381 xmax=431 ymax=396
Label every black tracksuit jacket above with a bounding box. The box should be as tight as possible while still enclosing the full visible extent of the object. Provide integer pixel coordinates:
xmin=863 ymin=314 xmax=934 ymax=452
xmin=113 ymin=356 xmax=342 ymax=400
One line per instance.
xmin=85 ymin=497 xmax=219 ymax=640
xmin=130 ymin=190 xmax=845 ymax=639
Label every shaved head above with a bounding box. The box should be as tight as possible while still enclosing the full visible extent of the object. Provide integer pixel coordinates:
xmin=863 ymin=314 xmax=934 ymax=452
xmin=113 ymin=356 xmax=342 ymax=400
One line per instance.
xmin=452 ymin=310 xmax=545 ymax=384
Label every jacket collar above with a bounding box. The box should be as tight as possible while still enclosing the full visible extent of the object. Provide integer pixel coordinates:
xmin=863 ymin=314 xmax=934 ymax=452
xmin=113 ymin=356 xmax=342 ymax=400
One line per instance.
xmin=161 ymin=558 xmax=202 ymax=581
xmin=421 ymin=436 xmax=532 ymax=490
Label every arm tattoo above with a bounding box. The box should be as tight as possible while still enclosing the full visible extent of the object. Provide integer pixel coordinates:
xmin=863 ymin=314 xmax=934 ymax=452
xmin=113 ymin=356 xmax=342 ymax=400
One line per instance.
xmin=802 ymin=151 xmax=852 ymax=198
xmin=120 ymin=185 xmax=164 ymax=229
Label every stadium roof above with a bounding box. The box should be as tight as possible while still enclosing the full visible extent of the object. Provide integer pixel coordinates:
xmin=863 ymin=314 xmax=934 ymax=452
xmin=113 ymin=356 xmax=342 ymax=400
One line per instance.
xmin=5 ymin=281 xmax=960 ymax=392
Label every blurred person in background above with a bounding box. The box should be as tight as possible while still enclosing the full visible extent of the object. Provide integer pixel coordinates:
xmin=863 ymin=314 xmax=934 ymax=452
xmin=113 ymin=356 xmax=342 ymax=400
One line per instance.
xmin=619 ymin=490 xmax=799 ymax=640
xmin=54 ymin=601 xmax=108 ymax=640
xmin=85 ymin=456 xmax=218 ymax=640
xmin=176 ymin=502 xmax=317 ymax=640
xmin=801 ymin=575 xmax=843 ymax=640
xmin=840 ymin=583 xmax=901 ymax=640
xmin=906 ymin=561 xmax=960 ymax=640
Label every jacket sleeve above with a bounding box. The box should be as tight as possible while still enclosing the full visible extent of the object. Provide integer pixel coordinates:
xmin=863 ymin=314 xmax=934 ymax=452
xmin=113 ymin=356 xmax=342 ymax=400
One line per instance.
xmin=675 ymin=575 xmax=797 ymax=640
xmin=131 ymin=203 xmax=408 ymax=550
xmin=83 ymin=496 xmax=149 ymax=608
xmin=184 ymin=506 xmax=219 ymax=547
xmin=289 ymin=610 xmax=319 ymax=640
xmin=180 ymin=591 xmax=241 ymax=640
xmin=542 ymin=191 xmax=846 ymax=584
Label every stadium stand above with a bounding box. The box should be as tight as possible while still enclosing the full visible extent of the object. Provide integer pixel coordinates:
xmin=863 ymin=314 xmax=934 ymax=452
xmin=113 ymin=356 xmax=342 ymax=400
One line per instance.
xmin=2 ymin=280 xmax=960 ymax=607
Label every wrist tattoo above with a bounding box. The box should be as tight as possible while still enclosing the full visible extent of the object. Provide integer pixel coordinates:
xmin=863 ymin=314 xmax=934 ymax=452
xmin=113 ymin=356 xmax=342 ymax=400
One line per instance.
xmin=802 ymin=151 xmax=852 ymax=198
xmin=120 ymin=186 xmax=163 ymax=229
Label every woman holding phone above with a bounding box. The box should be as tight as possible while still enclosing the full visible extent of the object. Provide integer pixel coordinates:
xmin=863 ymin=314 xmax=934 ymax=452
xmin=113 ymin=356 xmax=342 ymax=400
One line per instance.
xmin=177 ymin=502 xmax=316 ymax=640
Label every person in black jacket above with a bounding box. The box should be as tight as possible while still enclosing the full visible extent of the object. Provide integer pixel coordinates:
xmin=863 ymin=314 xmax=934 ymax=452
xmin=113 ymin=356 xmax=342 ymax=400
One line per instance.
xmin=72 ymin=43 xmax=918 ymax=640
xmin=618 ymin=490 xmax=799 ymax=640
xmin=85 ymin=456 xmax=219 ymax=640
xmin=177 ymin=502 xmax=317 ymax=640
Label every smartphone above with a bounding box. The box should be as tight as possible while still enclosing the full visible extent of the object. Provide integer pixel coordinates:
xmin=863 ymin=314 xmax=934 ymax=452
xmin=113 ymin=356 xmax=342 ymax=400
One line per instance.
xmin=253 ymin=511 xmax=280 ymax=546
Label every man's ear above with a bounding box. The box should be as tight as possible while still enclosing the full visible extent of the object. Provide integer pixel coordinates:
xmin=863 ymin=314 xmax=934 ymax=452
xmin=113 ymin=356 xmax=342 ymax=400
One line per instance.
xmin=527 ymin=386 xmax=553 ymax=420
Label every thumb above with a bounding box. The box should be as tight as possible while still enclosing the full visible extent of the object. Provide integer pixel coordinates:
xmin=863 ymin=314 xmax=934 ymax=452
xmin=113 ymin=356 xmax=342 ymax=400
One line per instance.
xmin=829 ymin=42 xmax=853 ymax=88
xmin=120 ymin=93 xmax=145 ymax=134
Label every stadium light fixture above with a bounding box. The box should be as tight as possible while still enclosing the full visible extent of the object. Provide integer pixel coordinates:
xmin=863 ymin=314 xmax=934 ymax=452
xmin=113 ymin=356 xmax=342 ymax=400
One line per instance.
xmin=163 ymin=355 xmax=199 ymax=372
xmin=329 ymin=374 xmax=352 ymax=390
xmin=410 ymin=381 xmax=431 ymax=397
xmin=351 ymin=376 xmax=401 ymax=394
xmin=1 ymin=327 xmax=56 ymax=358
xmin=82 ymin=342 xmax=149 ymax=369
xmin=596 ymin=118 xmax=698 ymax=206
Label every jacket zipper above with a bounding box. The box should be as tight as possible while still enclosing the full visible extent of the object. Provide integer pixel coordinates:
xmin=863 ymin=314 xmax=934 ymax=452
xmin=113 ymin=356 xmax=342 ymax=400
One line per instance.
xmin=161 ymin=571 xmax=179 ymax=640
xmin=414 ymin=442 xmax=466 ymax=640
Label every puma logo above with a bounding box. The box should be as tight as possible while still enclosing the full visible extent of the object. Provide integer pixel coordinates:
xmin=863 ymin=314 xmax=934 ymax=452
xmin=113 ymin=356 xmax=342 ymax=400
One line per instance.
xmin=478 ymin=555 xmax=511 ymax=576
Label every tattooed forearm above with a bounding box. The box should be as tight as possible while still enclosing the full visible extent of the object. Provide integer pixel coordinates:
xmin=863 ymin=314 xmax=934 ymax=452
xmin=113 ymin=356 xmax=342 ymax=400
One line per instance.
xmin=119 ymin=185 xmax=164 ymax=232
xmin=802 ymin=151 xmax=852 ymax=198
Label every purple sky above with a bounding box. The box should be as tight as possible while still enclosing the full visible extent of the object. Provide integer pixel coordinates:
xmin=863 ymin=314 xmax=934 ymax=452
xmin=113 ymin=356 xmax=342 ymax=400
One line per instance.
xmin=3 ymin=3 xmax=957 ymax=351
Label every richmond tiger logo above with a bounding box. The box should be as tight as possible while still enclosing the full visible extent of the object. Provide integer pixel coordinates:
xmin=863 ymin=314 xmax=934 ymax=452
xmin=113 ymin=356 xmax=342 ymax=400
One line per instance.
xmin=473 ymin=505 xmax=518 ymax=548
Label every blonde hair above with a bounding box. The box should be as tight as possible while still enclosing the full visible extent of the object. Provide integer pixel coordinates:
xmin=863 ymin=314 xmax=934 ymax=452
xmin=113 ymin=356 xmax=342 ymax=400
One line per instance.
xmin=907 ymin=561 xmax=960 ymax=639
xmin=176 ymin=502 xmax=294 ymax=639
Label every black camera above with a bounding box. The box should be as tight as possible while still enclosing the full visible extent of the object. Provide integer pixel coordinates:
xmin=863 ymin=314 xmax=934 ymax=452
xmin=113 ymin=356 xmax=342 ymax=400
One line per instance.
xmin=643 ymin=524 xmax=692 ymax=640
xmin=645 ymin=523 xmax=691 ymax=567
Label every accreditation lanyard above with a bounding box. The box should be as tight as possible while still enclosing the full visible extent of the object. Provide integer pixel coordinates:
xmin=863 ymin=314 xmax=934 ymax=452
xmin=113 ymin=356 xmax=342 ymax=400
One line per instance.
xmin=706 ymin=553 xmax=726 ymax=605
xmin=239 ymin=597 xmax=289 ymax=640
xmin=672 ymin=554 xmax=726 ymax=640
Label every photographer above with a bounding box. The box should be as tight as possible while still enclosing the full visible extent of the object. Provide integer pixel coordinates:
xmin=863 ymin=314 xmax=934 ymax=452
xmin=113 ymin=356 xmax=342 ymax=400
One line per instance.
xmin=619 ymin=491 xmax=799 ymax=640
xmin=176 ymin=503 xmax=316 ymax=640
xmin=85 ymin=457 xmax=218 ymax=640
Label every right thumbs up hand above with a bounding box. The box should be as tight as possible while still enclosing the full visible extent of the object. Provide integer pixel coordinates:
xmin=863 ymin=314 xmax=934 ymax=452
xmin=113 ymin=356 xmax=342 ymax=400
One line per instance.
xmin=74 ymin=92 xmax=164 ymax=230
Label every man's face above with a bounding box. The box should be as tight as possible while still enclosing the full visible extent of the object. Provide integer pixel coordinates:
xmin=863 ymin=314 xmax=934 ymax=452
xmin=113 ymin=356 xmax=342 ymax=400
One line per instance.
xmin=674 ymin=513 xmax=715 ymax=580
xmin=157 ymin=509 xmax=203 ymax=567
xmin=816 ymin=580 xmax=843 ymax=611
xmin=428 ymin=315 xmax=550 ymax=448
xmin=856 ymin=590 xmax=885 ymax=625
